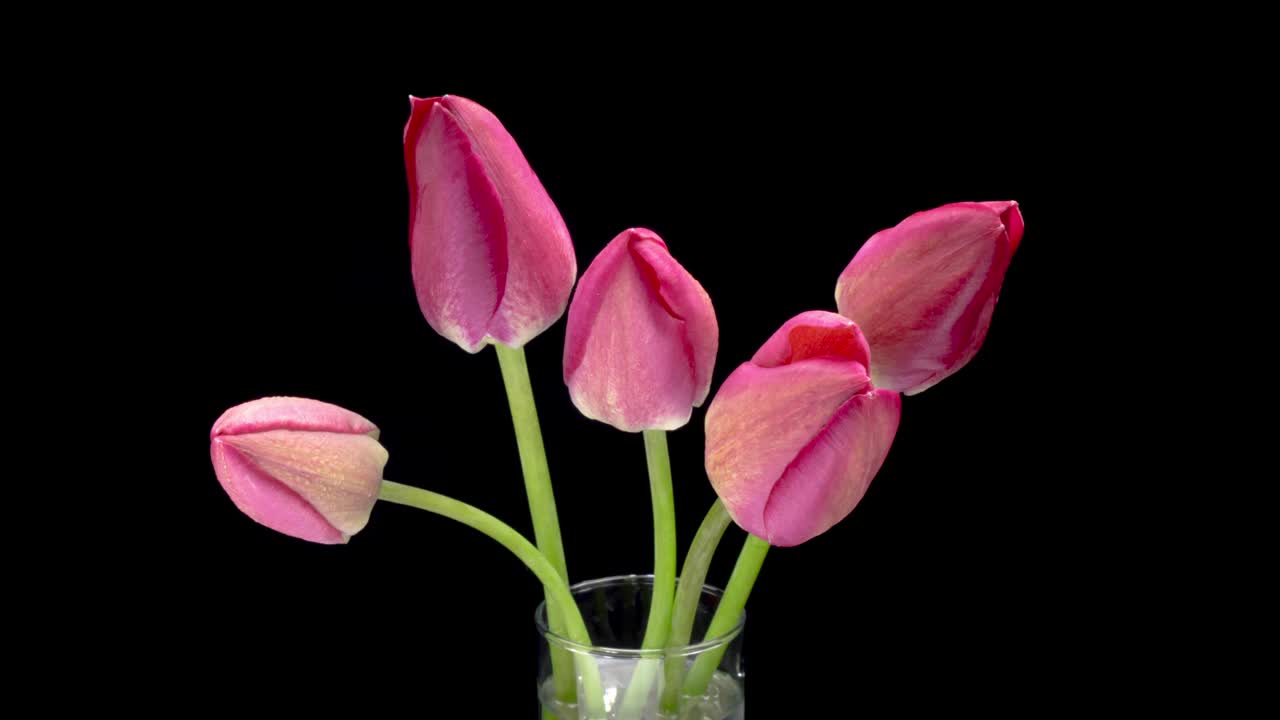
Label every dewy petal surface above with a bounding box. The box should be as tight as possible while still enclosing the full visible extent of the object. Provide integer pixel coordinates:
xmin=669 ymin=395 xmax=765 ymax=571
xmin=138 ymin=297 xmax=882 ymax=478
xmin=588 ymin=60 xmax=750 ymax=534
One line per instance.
xmin=211 ymin=438 xmax=348 ymax=544
xmin=209 ymin=397 xmax=389 ymax=544
xmin=212 ymin=396 xmax=379 ymax=439
xmin=223 ymin=430 xmax=387 ymax=537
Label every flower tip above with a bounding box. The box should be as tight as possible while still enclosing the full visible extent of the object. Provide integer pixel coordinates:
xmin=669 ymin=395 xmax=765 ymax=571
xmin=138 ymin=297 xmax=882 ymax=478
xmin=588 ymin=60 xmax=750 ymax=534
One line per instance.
xmin=408 ymin=95 xmax=447 ymax=112
xmin=980 ymin=200 xmax=1024 ymax=254
xmin=1003 ymin=202 xmax=1024 ymax=254
xmin=621 ymin=227 xmax=667 ymax=249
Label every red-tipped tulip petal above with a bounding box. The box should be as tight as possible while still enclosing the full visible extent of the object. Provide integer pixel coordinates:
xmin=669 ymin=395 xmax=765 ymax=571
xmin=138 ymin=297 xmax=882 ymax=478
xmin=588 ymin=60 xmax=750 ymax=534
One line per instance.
xmin=751 ymin=310 xmax=871 ymax=370
xmin=705 ymin=311 xmax=900 ymax=546
xmin=210 ymin=397 xmax=388 ymax=544
xmin=835 ymin=201 xmax=1021 ymax=395
xmin=405 ymin=95 xmax=576 ymax=353
xmin=980 ymin=201 xmax=1024 ymax=254
xmin=564 ymin=228 xmax=718 ymax=432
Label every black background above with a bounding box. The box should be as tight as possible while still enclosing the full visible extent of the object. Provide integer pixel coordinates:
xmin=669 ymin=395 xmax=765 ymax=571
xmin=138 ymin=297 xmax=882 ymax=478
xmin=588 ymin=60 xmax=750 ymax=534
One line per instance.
xmin=132 ymin=63 xmax=1119 ymax=716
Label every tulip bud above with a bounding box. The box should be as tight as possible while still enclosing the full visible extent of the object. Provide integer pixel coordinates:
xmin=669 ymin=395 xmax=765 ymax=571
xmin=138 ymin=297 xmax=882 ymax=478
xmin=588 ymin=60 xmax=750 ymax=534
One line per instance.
xmin=404 ymin=95 xmax=576 ymax=353
xmin=835 ymin=201 xmax=1023 ymax=395
xmin=210 ymin=397 xmax=389 ymax=544
xmin=705 ymin=312 xmax=900 ymax=547
xmin=563 ymin=228 xmax=718 ymax=432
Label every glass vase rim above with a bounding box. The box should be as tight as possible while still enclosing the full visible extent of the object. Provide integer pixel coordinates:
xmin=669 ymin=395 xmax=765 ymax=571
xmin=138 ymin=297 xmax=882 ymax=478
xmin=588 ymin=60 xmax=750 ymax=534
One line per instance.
xmin=534 ymin=573 xmax=746 ymax=658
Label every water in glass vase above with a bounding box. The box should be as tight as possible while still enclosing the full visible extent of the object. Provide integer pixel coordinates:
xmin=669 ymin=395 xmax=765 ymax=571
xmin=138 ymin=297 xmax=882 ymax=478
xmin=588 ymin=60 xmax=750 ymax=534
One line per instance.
xmin=538 ymin=656 xmax=743 ymax=720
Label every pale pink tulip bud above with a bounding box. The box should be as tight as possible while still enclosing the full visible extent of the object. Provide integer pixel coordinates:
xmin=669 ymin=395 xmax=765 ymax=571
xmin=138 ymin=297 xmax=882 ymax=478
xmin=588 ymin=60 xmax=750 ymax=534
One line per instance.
xmin=836 ymin=201 xmax=1023 ymax=394
xmin=404 ymin=95 xmax=576 ymax=353
xmin=563 ymin=228 xmax=718 ymax=432
xmin=705 ymin=312 xmax=900 ymax=546
xmin=210 ymin=397 xmax=388 ymax=544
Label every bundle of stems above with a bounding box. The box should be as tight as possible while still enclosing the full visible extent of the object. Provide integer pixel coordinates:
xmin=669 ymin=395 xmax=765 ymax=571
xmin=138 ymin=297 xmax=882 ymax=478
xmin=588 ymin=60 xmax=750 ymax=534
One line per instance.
xmin=379 ymin=345 xmax=768 ymax=719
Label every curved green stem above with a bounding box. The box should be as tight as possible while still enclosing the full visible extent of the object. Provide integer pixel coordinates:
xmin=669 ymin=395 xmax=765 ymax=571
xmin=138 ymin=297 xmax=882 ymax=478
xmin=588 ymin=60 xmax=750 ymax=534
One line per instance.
xmin=377 ymin=481 xmax=604 ymax=719
xmin=493 ymin=344 xmax=575 ymax=705
xmin=615 ymin=430 xmax=679 ymax=719
xmin=683 ymin=533 xmax=770 ymax=698
xmin=659 ymin=499 xmax=733 ymax=713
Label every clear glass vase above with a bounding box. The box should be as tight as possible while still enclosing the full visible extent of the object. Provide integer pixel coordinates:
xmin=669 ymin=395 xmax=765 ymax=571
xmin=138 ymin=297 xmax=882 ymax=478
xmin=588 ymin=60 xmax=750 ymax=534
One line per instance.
xmin=535 ymin=575 xmax=745 ymax=720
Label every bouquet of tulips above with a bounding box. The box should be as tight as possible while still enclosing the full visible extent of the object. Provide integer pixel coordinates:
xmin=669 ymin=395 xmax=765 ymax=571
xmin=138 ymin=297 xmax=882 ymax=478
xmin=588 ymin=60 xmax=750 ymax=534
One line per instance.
xmin=209 ymin=95 xmax=1023 ymax=719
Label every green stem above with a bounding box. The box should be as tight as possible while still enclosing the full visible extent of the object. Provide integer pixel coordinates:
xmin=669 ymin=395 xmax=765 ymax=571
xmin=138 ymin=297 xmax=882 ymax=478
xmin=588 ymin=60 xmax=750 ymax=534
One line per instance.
xmin=640 ymin=430 xmax=678 ymax=649
xmin=659 ymin=499 xmax=733 ymax=713
xmin=377 ymin=481 xmax=605 ymax=719
xmin=614 ymin=431 xmax=679 ymax=719
xmin=682 ymin=533 xmax=770 ymax=698
xmin=493 ymin=344 xmax=575 ymax=705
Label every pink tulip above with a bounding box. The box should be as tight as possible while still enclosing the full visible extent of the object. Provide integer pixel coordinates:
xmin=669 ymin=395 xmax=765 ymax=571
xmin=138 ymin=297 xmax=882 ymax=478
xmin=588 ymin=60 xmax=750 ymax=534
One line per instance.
xmin=563 ymin=228 xmax=718 ymax=432
xmin=210 ymin=397 xmax=389 ymax=544
xmin=705 ymin=311 xmax=900 ymax=546
xmin=835 ymin=201 xmax=1024 ymax=395
xmin=404 ymin=95 xmax=576 ymax=353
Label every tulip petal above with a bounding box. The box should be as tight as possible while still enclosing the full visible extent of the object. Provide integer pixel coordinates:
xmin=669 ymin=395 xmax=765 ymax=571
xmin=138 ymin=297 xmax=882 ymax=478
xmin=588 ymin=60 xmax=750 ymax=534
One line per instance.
xmin=211 ymin=396 xmax=379 ymax=439
xmin=836 ymin=202 xmax=1013 ymax=394
xmin=629 ymin=232 xmax=719 ymax=407
xmin=705 ymin=360 xmax=871 ymax=536
xmin=438 ymin=96 xmax=578 ymax=349
xmin=761 ymin=388 xmax=901 ymax=546
xmin=980 ymin=200 xmax=1024 ymax=254
xmin=564 ymin=231 xmax=695 ymax=431
xmin=751 ymin=310 xmax=870 ymax=370
xmin=406 ymin=98 xmax=506 ymax=353
xmin=211 ymin=438 xmax=347 ymax=544
xmin=563 ymin=232 xmax=629 ymax=381
xmin=222 ymin=430 xmax=388 ymax=538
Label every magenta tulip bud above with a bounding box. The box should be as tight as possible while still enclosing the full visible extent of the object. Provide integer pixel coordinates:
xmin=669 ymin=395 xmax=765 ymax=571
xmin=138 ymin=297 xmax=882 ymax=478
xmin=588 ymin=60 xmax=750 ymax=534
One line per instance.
xmin=563 ymin=228 xmax=718 ymax=432
xmin=836 ymin=201 xmax=1024 ymax=395
xmin=404 ymin=95 xmax=576 ymax=353
xmin=705 ymin=312 xmax=900 ymax=546
xmin=210 ymin=397 xmax=389 ymax=544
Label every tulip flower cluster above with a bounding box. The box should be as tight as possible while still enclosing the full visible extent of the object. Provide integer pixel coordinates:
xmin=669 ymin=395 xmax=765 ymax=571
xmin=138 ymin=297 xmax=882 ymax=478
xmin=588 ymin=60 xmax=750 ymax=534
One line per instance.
xmin=208 ymin=93 xmax=1022 ymax=718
